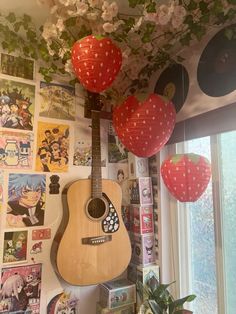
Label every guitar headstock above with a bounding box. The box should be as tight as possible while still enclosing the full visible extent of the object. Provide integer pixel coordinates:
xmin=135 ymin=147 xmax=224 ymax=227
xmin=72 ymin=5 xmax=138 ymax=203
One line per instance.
xmin=84 ymin=91 xmax=112 ymax=119
xmin=84 ymin=91 xmax=103 ymax=118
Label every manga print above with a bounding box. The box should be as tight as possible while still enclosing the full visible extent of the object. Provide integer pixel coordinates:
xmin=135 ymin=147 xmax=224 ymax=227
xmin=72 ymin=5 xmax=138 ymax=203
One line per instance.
xmin=36 ymin=122 xmax=69 ymax=173
xmin=6 ymin=174 xmax=46 ymax=228
xmin=0 ymin=131 xmax=33 ymax=170
xmin=3 ymin=231 xmax=28 ymax=263
xmin=39 ymin=82 xmax=75 ymax=121
xmin=0 ymin=264 xmax=42 ymax=314
xmin=0 ymin=78 xmax=35 ymax=130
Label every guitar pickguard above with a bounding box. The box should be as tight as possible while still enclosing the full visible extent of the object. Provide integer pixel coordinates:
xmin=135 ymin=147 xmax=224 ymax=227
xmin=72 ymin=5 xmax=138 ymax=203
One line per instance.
xmin=102 ymin=193 xmax=120 ymax=233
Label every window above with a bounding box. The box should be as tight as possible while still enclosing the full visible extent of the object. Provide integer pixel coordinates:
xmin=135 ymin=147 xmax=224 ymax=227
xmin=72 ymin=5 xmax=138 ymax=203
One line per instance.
xmin=162 ymin=130 xmax=236 ymax=314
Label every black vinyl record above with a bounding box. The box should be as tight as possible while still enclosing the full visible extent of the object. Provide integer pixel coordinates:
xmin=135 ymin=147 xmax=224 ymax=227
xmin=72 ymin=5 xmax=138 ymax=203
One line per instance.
xmin=197 ymin=24 xmax=236 ymax=97
xmin=154 ymin=63 xmax=189 ymax=113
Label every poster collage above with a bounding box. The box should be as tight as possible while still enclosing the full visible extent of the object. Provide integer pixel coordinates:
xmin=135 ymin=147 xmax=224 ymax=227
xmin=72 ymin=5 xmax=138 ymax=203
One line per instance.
xmin=0 ymin=53 xmax=81 ymax=313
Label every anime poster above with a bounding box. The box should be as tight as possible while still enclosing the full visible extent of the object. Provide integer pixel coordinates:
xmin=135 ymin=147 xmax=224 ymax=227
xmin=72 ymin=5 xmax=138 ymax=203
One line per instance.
xmin=3 ymin=231 xmax=28 ymax=263
xmin=36 ymin=122 xmax=69 ymax=172
xmin=0 ymin=78 xmax=35 ymax=130
xmin=6 ymin=173 xmax=46 ymax=228
xmin=0 ymin=130 xmax=33 ymax=169
xmin=47 ymin=291 xmax=79 ymax=313
xmin=108 ymin=121 xmax=128 ymax=163
xmin=73 ymin=118 xmax=107 ymax=167
xmin=39 ymin=81 xmax=75 ymax=121
xmin=0 ymin=171 xmax=3 ymax=210
xmin=108 ymin=163 xmax=130 ymax=205
xmin=0 ymin=53 xmax=34 ymax=80
xmin=0 ymin=263 xmax=42 ymax=313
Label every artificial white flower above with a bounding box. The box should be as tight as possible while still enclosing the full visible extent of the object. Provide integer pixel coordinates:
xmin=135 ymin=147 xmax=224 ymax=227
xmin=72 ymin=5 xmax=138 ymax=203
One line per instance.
xmin=86 ymin=12 xmax=99 ymax=20
xmin=157 ymin=4 xmax=172 ymax=26
xmin=102 ymin=11 xmax=113 ymax=21
xmin=88 ymin=0 xmax=102 ymax=8
xmin=42 ymin=22 xmax=58 ymax=40
xmin=50 ymin=5 xmax=58 ymax=14
xmin=171 ymin=5 xmax=186 ymax=29
xmin=109 ymin=2 xmax=119 ymax=17
xmin=76 ymin=2 xmax=89 ymax=16
xmin=103 ymin=22 xmax=116 ymax=33
xmin=56 ymin=18 xmax=65 ymax=32
xmin=122 ymin=47 xmax=131 ymax=60
xmin=102 ymin=1 xmax=110 ymax=11
xmin=131 ymin=17 xmax=143 ymax=32
xmin=173 ymin=5 xmax=186 ymax=19
xmin=58 ymin=48 xmax=65 ymax=58
xmin=59 ymin=0 xmax=76 ymax=6
xmin=65 ymin=59 xmax=74 ymax=74
xmin=102 ymin=1 xmax=118 ymax=21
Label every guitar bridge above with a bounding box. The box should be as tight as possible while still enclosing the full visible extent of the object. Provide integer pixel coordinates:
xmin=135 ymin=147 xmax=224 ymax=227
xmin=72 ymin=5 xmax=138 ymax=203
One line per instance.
xmin=81 ymin=235 xmax=112 ymax=245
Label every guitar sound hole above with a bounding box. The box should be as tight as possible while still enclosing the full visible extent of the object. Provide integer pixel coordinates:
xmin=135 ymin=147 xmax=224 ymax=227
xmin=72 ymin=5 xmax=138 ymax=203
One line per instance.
xmin=87 ymin=198 xmax=107 ymax=219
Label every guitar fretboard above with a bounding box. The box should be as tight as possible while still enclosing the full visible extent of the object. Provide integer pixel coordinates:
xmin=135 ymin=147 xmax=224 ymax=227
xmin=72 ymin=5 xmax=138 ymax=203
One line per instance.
xmin=91 ymin=110 xmax=102 ymax=198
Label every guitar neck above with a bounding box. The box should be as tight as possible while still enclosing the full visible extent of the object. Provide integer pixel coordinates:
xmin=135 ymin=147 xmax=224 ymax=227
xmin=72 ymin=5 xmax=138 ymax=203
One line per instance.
xmin=91 ymin=110 xmax=102 ymax=199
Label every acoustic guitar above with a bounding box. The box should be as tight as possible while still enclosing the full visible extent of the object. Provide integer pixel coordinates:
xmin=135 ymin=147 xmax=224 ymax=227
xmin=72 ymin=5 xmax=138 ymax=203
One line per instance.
xmin=51 ymin=93 xmax=131 ymax=286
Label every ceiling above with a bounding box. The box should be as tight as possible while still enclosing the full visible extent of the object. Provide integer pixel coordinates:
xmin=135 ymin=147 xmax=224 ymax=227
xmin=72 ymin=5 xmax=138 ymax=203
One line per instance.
xmin=0 ymin=0 xmax=50 ymax=26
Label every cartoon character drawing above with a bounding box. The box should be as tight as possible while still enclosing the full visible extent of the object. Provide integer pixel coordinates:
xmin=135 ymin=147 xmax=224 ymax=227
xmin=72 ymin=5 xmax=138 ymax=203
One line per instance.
xmin=7 ymin=174 xmax=46 ymax=228
xmin=19 ymin=141 xmax=31 ymax=166
xmin=0 ymin=85 xmax=34 ymax=130
xmin=30 ymin=241 xmax=42 ymax=254
xmin=1 ymin=273 xmax=29 ymax=312
xmin=4 ymin=140 xmax=19 ymax=166
xmin=36 ymin=123 xmax=69 ymax=172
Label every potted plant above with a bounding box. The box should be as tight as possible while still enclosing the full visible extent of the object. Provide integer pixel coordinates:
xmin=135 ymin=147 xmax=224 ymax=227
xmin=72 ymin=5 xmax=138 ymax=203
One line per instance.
xmin=137 ymin=277 xmax=196 ymax=314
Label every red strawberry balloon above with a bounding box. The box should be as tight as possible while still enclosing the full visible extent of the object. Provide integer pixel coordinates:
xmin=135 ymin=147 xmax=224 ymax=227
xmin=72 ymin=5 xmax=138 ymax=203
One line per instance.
xmin=161 ymin=153 xmax=211 ymax=202
xmin=113 ymin=93 xmax=176 ymax=157
xmin=71 ymin=35 xmax=122 ymax=93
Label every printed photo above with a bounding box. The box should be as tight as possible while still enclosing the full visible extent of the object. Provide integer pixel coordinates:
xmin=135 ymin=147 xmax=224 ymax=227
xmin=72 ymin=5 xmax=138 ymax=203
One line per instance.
xmin=0 ymin=130 xmax=33 ymax=169
xmin=36 ymin=122 xmax=69 ymax=172
xmin=47 ymin=291 xmax=79 ymax=314
xmin=0 ymin=78 xmax=35 ymax=130
xmin=73 ymin=118 xmax=106 ymax=167
xmin=3 ymin=231 xmax=28 ymax=263
xmin=0 ymin=263 xmax=42 ymax=313
xmin=0 ymin=171 xmax=3 ymax=210
xmin=39 ymin=81 xmax=75 ymax=121
xmin=108 ymin=163 xmax=130 ymax=205
xmin=0 ymin=53 xmax=34 ymax=80
xmin=108 ymin=121 xmax=128 ymax=163
xmin=6 ymin=173 xmax=46 ymax=228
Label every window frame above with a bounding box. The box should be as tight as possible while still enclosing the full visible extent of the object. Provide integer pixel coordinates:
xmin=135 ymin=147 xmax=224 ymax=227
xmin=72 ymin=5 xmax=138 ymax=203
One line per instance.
xmin=159 ymin=134 xmax=227 ymax=313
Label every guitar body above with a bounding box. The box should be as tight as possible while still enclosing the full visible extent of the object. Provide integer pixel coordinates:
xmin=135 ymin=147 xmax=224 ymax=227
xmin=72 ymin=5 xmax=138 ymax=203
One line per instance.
xmin=53 ymin=178 xmax=131 ymax=286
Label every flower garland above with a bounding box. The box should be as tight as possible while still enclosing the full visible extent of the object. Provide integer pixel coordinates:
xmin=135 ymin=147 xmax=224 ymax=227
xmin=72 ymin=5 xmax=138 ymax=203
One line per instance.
xmin=1 ymin=0 xmax=236 ymax=104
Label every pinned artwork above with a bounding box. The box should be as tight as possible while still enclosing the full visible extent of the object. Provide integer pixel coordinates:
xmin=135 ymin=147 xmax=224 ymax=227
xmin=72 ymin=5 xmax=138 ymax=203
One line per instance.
xmin=39 ymin=82 xmax=75 ymax=121
xmin=0 ymin=78 xmax=35 ymax=130
xmin=0 ymin=171 xmax=3 ymax=210
xmin=30 ymin=241 xmax=42 ymax=254
xmin=32 ymin=228 xmax=51 ymax=240
xmin=108 ymin=121 xmax=128 ymax=163
xmin=36 ymin=122 xmax=69 ymax=172
xmin=6 ymin=173 xmax=46 ymax=228
xmin=108 ymin=163 xmax=129 ymax=205
xmin=0 ymin=53 xmax=34 ymax=80
xmin=49 ymin=175 xmax=60 ymax=194
xmin=0 ymin=130 xmax=33 ymax=169
xmin=47 ymin=291 xmax=79 ymax=314
xmin=3 ymin=231 xmax=28 ymax=263
xmin=0 ymin=263 xmax=42 ymax=313
xmin=73 ymin=118 xmax=106 ymax=166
